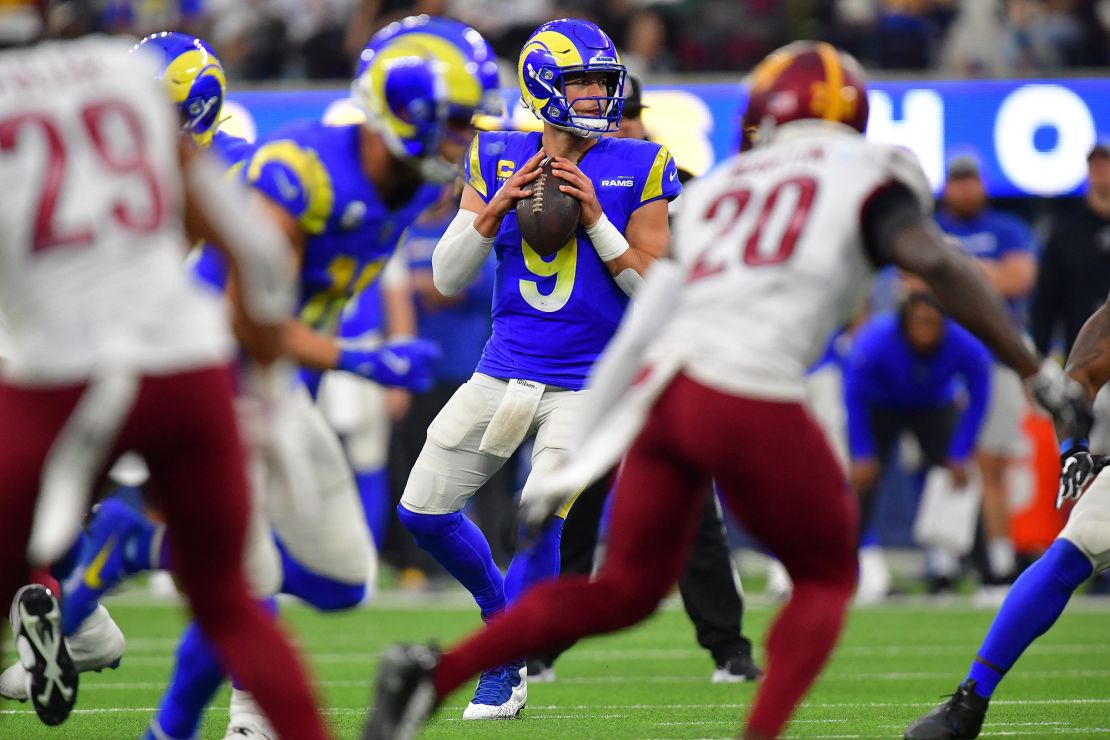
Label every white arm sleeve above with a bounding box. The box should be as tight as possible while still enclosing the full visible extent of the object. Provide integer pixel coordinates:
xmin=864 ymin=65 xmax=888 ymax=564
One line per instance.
xmin=431 ymin=209 xmax=494 ymax=297
xmin=185 ymin=152 xmax=295 ymax=323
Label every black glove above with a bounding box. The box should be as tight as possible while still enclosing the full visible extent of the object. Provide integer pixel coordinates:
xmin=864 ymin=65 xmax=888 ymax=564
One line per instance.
xmin=1028 ymin=362 xmax=1094 ymax=443
xmin=1057 ymin=445 xmax=1110 ymax=509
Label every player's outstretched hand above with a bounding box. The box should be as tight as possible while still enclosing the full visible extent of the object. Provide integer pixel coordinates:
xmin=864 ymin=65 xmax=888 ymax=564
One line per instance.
xmin=1057 ymin=445 xmax=1110 ymax=509
xmin=488 ymin=149 xmax=546 ymax=218
xmin=549 ymin=157 xmax=602 ymax=226
xmin=337 ymin=339 xmax=443 ymax=392
xmin=1028 ymin=360 xmax=1093 ymax=442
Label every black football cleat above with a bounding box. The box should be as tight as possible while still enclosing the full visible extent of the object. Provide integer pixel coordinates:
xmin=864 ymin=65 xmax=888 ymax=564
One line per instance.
xmin=904 ymin=679 xmax=989 ymax=739
xmin=363 ymin=644 xmax=440 ymax=740
xmin=712 ymin=651 xmax=764 ymax=683
xmin=9 ymin=585 xmax=78 ymax=726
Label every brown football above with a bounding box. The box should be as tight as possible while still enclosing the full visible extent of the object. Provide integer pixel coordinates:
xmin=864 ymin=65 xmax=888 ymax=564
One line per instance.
xmin=515 ymin=159 xmax=581 ymax=257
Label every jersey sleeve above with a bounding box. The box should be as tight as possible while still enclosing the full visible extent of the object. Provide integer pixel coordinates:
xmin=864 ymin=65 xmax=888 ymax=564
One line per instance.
xmin=244 ymin=140 xmax=333 ymax=235
xmin=879 ymin=145 xmax=934 ymax=216
xmin=636 ymin=143 xmax=682 ymax=208
xmin=463 ymin=132 xmax=496 ymax=203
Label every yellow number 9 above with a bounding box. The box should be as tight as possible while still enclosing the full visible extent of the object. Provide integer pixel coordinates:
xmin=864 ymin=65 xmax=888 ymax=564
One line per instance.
xmin=519 ymin=237 xmax=577 ymax=312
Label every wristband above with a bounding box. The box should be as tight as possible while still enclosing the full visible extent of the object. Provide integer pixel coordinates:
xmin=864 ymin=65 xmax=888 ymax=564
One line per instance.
xmin=585 ymin=213 xmax=630 ymax=263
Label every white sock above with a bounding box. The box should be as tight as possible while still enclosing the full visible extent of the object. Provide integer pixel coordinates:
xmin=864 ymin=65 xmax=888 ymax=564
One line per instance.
xmin=988 ymin=538 xmax=1016 ymax=579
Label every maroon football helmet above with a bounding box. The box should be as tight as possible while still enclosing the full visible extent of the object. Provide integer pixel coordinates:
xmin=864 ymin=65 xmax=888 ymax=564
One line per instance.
xmin=741 ymin=41 xmax=869 ymax=149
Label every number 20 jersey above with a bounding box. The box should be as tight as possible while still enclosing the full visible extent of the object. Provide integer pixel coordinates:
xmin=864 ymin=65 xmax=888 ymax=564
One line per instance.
xmin=465 ymin=130 xmax=681 ymax=390
xmin=649 ymin=124 xmax=934 ymax=402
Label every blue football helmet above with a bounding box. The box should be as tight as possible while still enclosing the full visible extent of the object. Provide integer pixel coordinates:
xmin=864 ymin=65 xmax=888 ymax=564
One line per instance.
xmin=352 ymin=15 xmax=502 ymax=182
xmin=518 ymin=18 xmax=625 ymax=138
xmin=132 ymin=32 xmax=226 ymax=148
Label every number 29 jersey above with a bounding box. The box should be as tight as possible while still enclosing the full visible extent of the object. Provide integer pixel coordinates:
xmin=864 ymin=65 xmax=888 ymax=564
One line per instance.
xmin=0 ymin=37 xmax=232 ymax=384
xmin=650 ymin=124 xmax=934 ymax=402
xmin=465 ymin=130 xmax=680 ymax=390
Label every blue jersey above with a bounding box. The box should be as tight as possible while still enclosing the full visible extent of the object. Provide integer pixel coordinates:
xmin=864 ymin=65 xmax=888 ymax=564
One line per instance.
xmin=844 ymin=314 xmax=992 ymax=462
xmin=190 ymin=131 xmax=257 ymax=292
xmin=935 ymin=207 xmax=1037 ymax=325
xmin=464 ymin=131 xmax=681 ymax=389
xmin=245 ymin=120 xmax=440 ymax=334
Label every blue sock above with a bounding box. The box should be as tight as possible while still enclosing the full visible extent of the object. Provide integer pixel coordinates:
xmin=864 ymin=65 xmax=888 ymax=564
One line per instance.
xmin=275 ymin=537 xmax=365 ymax=611
xmin=397 ymin=506 xmax=506 ymax=618
xmin=505 ymin=518 xmax=563 ymax=604
xmin=355 ymin=468 xmax=391 ymax=549
xmin=155 ymin=622 xmax=227 ymax=738
xmin=966 ymin=538 xmax=1093 ymax=698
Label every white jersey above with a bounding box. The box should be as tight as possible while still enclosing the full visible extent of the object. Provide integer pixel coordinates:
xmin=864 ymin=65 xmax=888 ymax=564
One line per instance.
xmin=649 ymin=121 xmax=933 ymax=401
xmin=0 ymin=37 xmax=233 ymax=385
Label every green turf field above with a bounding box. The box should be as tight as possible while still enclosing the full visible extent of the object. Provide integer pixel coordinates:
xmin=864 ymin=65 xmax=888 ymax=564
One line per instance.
xmin=3 ymin=593 xmax=1109 ymax=738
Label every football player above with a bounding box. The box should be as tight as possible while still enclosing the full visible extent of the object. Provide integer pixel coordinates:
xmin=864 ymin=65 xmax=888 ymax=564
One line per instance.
xmin=0 ymin=23 xmax=498 ymax=738
xmin=141 ymin=19 xmax=499 ymax=739
xmin=395 ymin=17 xmax=679 ymax=718
xmin=904 ymin=289 xmax=1109 ymax=738
xmin=0 ymin=36 xmax=327 ymax=738
xmin=363 ymin=41 xmax=1080 ymax=740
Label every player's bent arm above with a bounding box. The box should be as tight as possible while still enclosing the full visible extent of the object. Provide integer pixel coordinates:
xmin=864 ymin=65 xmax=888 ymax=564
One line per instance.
xmin=594 ymin=198 xmax=670 ymax=288
xmin=181 ymin=145 xmax=295 ymax=365
xmin=431 ymin=199 xmax=493 ymax=296
xmin=871 ymin=187 xmax=1039 ymax=379
xmin=1064 ymin=301 xmax=1110 ymax=399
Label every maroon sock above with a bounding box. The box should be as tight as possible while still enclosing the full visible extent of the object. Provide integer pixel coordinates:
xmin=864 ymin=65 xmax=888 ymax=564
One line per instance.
xmin=746 ymin=581 xmax=853 ymax=737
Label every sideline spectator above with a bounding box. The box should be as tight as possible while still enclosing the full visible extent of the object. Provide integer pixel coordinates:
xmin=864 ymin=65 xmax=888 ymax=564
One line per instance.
xmin=845 ymin=294 xmax=992 ymax=596
xmin=936 ymin=154 xmax=1038 ymax=586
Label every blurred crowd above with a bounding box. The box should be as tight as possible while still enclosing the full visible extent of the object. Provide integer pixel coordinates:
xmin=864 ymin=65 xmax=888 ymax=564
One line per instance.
xmin=4 ymin=0 xmax=1110 ymax=79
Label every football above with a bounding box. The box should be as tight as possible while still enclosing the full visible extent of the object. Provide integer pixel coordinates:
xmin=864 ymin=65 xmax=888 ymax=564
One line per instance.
xmin=515 ymin=159 xmax=581 ymax=257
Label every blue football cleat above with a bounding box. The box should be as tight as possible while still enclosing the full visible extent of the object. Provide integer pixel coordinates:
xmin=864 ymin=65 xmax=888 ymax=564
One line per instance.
xmin=62 ymin=497 xmax=156 ymax=636
xmin=462 ymin=661 xmax=526 ymax=719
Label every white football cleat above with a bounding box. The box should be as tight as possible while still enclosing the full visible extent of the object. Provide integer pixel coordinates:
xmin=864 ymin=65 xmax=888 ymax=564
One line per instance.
xmin=0 ymin=603 xmax=123 ymax=702
xmin=225 ymin=688 xmax=277 ymax=738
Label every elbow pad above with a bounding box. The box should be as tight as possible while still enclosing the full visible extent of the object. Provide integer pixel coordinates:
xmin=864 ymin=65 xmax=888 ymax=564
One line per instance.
xmin=185 ymin=153 xmax=295 ymax=323
xmin=431 ymin=210 xmax=494 ymax=296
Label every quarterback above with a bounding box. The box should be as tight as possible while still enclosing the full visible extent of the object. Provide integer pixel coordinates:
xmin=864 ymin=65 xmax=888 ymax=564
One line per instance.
xmin=396 ymin=16 xmax=679 ymax=719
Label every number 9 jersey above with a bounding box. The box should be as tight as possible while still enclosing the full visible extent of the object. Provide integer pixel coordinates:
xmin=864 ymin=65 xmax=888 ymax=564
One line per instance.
xmin=465 ymin=129 xmax=680 ymax=389
xmin=652 ymin=124 xmax=934 ymax=402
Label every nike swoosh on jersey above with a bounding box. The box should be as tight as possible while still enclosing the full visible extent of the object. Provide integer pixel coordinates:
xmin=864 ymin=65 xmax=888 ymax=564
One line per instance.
xmin=83 ymin=536 xmax=118 ymax=590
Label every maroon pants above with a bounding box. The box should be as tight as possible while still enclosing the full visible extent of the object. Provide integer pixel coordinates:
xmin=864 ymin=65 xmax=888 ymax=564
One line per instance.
xmin=436 ymin=373 xmax=858 ymax=738
xmin=0 ymin=366 xmax=328 ymax=740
